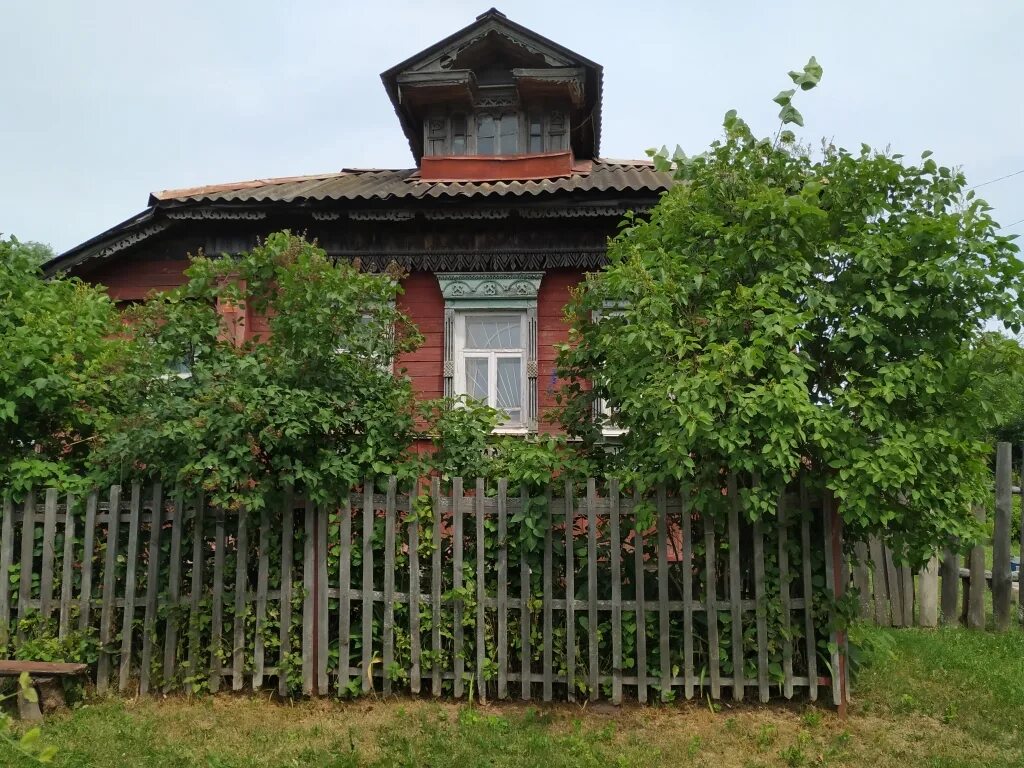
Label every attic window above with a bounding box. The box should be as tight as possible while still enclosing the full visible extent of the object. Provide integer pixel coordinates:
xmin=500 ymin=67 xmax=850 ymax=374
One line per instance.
xmin=477 ymin=112 xmax=519 ymax=155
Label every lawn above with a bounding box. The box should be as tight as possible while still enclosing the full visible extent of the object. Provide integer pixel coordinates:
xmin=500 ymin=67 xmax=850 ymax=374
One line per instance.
xmin=3 ymin=626 xmax=1023 ymax=767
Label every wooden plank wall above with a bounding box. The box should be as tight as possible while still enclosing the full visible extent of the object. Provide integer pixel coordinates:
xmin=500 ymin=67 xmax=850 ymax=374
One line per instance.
xmin=0 ymin=476 xmax=845 ymax=705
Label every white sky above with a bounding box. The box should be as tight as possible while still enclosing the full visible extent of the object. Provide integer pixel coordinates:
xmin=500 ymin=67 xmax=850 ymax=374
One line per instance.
xmin=2 ymin=0 xmax=1022 ymax=254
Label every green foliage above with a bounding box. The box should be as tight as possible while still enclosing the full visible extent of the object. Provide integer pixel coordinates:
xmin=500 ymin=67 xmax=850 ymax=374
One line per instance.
xmin=0 ymin=236 xmax=127 ymax=495
xmin=558 ymin=58 xmax=1023 ymax=563
xmin=93 ymin=232 xmax=426 ymax=510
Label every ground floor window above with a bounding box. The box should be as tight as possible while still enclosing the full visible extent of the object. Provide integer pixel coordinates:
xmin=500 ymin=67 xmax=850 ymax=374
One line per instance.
xmin=438 ymin=273 xmax=542 ymax=432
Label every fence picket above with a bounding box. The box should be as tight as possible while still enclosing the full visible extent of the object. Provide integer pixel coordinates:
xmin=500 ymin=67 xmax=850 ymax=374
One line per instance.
xmin=822 ymin=497 xmax=841 ymax=705
xmin=476 ymin=478 xmax=488 ymax=703
xmin=496 ymin=479 xmax=509 ymax=700
xmin=586 ymin=478 xmax=599 ymax=701
xmin=633 ymin=488 xmax=648 ymax=703
xmin=118 ymin=483 xmax=143 ymax=693
xmin=317 ymin=502 xmax=328 ymax=694
xmin=338 ymin=494 xmax=352 ymax=695
xmin=777 ymin=493 xmax=794 ymax=699
xmin=564 ymin=480 xmax=576 ymax=703
xmin=140 ymin=483 xmax=163 ymax=694
xmin=542 ymin=485 xmax=553 ymax=702
xmin=233 ymin=507 xmax=249 ymax=692
xmin=681 ymin=488 xmax=694 ymax=701
xmin=187 ymin=494 xmax=205 ymax=695
xmin=884 ymin=546 xmax=904 ymax=627
xmin=703 ymin=505 xmax=720 ymax=700
xmin=609 ymin=479 xmax=623 ymax=705
xmin=754 ymin=518 xmax=769 ymax=703
xmin=800 ymin=477 xmax=817 ymax=702
xmin=452 ymin=477 xmax=464 ymax=699
xmin=210 ymin=507 xmax=226 ymax=693
xmin=656 ymin=484 xmax=671 ymax=702
xmin=868 ymin=537 xmax=890 ymax=627
xmin=918 ymin=556 xmax=939 ymax=628
xmin=520 ymin=485 xmax=531 ymax=701
xmin=408 ymin=486 xmax=421 ymax=696
xmin=361 ymin=483 xmax=374 ymax=694
xmin=96 ymin=485 xmax=120 ymax=692
xmin=58 ymin=494 xmax=76 ymax=640
xmin=40 ymin=488 xmax=58 ymax=620
xmin=18 ymin=492 xmax=36 ymax=636
xmin=430 ymin=477 xmax=442 ymax=697
xmin=162 ymin=493 xmax=184 ymax=693
xmin=0 ymin=498 xmax=14 ymax=648
xmin=253 ymin=507 xmax=270 ymax=690
xmin=301 ymin=501 xmax=315 ymax=695
xmin=728 ymin=475 xmax=743 ymax=702
xmin=79 ymin=491 xmax=98 ymax=632
xmin=382 ymin=478 xmax=397 ymax=697
xmin=278 ymin=492 xmax=294 ymax=697
xmin=852 ymin=542 xmax=871 ymax=620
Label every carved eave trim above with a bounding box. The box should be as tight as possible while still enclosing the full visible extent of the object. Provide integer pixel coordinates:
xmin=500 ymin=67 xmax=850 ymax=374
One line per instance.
xmin=512 ymin=67 xmax=586 ymax=107
xmin=437 ymin=272 xmax=543 ymax=308
xmin=93 ymin=221 xmax=171 ymax=260
xmin=165 ymin=209 xmax=267 ymax=221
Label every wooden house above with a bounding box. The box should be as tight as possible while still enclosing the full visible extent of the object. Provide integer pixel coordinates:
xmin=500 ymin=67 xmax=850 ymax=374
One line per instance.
xmin=47 ymin=8 xmax=672 ymax=433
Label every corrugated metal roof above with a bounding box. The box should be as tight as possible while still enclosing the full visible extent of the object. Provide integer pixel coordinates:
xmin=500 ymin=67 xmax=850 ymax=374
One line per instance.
xmin=150 ymin=159 xmax=672 ymax=205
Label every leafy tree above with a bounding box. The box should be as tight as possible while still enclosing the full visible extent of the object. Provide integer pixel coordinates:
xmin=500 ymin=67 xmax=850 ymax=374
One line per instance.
xmin=0 ymin=235 xmax=126 ymax=494
xmin=95 ymin=232 xmax=425 ymax=511
xmin=18 ymin=241 xmax=56 ymax=267
xmin=557 ymin=59 xmax=1023 ymax=561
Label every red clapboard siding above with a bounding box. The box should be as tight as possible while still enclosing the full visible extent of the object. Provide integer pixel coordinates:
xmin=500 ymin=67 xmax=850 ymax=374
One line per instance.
xmin=537 ymin=269 xmax=584 ymax=432
xmin=89 ymin=259 xmax=189 ymax=301
xmin=397 ymin=273 xmax=445 ymax=407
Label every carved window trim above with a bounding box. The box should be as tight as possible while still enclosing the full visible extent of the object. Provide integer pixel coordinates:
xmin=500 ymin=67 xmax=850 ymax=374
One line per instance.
xmin=438 ymin=272 xmax=542 ymax=432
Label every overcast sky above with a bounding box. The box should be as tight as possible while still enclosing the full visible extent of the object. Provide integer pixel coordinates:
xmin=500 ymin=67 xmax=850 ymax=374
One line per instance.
xmin=2 ymin=1 xmax=1022 ymax=255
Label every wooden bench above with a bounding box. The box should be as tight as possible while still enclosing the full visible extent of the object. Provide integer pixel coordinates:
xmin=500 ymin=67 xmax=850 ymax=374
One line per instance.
xmin=0 ymin=661 xmax=88 ymax=722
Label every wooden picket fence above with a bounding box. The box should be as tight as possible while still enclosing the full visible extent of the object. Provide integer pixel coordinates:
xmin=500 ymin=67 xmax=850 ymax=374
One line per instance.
xmin=850 ymin=441 xmax=1023 ymax=630
xmin=0 ymin=476 xmax=847 ymax=705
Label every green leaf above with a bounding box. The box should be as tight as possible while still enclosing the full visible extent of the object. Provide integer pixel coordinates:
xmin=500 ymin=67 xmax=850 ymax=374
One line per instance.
xmin=773 ymin=89 xmax=795 ymax=107
xmin=778 ymin=104 xmax=804 ymax=127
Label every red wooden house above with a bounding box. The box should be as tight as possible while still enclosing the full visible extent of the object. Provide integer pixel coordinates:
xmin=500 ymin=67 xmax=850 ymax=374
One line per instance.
xmin=47 ymin=8 xmax=671 ymax=433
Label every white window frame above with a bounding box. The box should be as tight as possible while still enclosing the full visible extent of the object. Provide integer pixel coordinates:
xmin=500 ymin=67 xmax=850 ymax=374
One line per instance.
xmin=453 ymin=312 xmax=529 ymax=434
xmin=592 ymin=304 xmax=629 ymax=439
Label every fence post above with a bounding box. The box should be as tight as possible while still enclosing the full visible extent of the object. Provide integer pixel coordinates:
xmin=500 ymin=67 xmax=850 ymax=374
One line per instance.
xmin=918 ymin=556 xmax=939 ymax=627
xmin=966 ymin=504 xmax=987 ymax=630
xmin=940 ymin=547 xmax=959 ymax=625
xmin=993 ymin=442 xmax=1013 ymax=631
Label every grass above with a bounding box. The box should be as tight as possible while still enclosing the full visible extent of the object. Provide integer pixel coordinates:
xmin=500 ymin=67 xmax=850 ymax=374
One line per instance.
xmin=2 ymin=626 xmax=1023 ymax=767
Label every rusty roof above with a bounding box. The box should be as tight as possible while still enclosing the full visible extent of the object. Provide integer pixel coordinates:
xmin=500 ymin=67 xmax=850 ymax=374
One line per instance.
xmin=150 ymin=159 xmax=671 ymax=205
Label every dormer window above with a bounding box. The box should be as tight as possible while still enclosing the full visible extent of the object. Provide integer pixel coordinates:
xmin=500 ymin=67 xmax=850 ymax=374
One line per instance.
xmin=422 ymin=109 xmax=570 ymax=158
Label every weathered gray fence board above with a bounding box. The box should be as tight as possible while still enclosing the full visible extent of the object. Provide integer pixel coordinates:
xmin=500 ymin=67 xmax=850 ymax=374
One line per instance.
xmin=187 ymin=493 xmax=205 ymax=695
xmin=382 ymin=479 xmax=397 ymax=697
xmin=520 ymin=485 xmax=531 ymax=701
xmin=162 ymin=493 xmax=184 ymax=693
xmin=430 ymin=477 xmax=442 ymax=698
xmin=496 ymin=479 xmax=509 ymax=700
xmin=96 ymin=484 xmax=120 ymax=692
xmin=278 ymin=492 xmax=293 ymax=698
xmin=703 ymin=511 xmax=720 ymax=700
xmin=360 ymin=484 xmax=374 ymax=694
xmin=58 ymin=493 xmax=76 ymax=640
xmin=337 ymin=495 xmax=352 ymax=695
xmin=681 ymin=490 xmax=694 ymax=701
xmin=140 ymin=483 xmax=163 ymax=694
xmin=407 ymin=488 xmax=421 ymax=695
xmin=79 ymin=491 xmax=98 ymax=632
xmin=799 ymin=479 xmax=817 ymax=702
xmin=541 ymin=486 xmax=553 ymax=703
xmin=451 ymin=477 xmax=464 ymax=699
xmin=967 ymin=505 xmax=986 ymax=630
xmin=586 ymin=479 xmax=599 ymax=701
xmin=656 ymin=484 xmax=671 ymax=702
xmin=777 ymin=494 xmax=794 ymax=699
xmin=753 ymin=518 xmax=769 ymax=703
xmin=40 ymin=489 xmax=58 ymax=619
xmin=609 ymin=479 xmax=623 ymax=705
xmin=0 ymin=498 xmax=14 ymax=648
xmin=301 ymin=501 xmax=314 ymax=695
xmin=253 ymin=507 xmax=270 ymax=690
xmin=563 ymin=479 xmax=576 ymax=703
xmin=233 ymin=507 xmax=249 ymax=692
xmin=728 ymin=476 xmax=743 ymax=703
xmin=210 ymin=507 xmax=226 ymax=693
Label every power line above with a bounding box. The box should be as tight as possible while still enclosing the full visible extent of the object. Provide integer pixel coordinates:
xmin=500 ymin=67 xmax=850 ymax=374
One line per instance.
xmin=971 ymin=168 xmax=1024 ymax=190
xmin=998 ymin=217 xmax=1024 ymax=231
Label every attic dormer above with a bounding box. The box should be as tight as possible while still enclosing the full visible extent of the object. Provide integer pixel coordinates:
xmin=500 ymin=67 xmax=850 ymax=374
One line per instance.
xmin=380 ymin=8 xmax=603 ymax=181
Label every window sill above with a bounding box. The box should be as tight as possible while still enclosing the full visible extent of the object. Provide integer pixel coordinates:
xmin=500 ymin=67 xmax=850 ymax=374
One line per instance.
xmin=492 ymin=426 xmax=533 ymax=436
